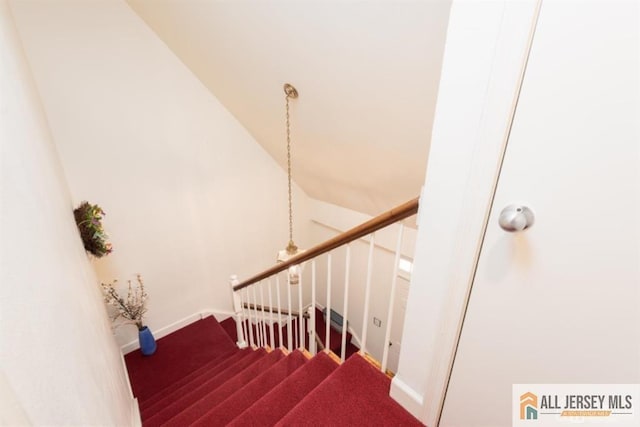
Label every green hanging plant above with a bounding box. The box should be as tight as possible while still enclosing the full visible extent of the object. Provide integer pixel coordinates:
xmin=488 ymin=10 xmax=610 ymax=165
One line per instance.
xmin=73 ymin=201 xmax=113 ymax=258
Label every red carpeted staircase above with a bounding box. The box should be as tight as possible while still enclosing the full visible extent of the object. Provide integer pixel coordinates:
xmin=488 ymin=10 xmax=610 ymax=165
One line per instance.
xmin=125 ymin=315 xmax=423 ymax=426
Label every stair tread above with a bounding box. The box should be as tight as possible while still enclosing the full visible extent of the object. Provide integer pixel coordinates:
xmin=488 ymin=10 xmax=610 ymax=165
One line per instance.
xmin=162 ymin=349 xmax=286 ymax=427
xmin=192 ymin=350 xmax=308 ymax=426
xmin=143 ymin=348 xmax=268 ymax=426
xmin=227 ymin=351 xmax=339 ymax=427
xmin=130 ymin=313 xmax=419 ymax=427
xmin=140 ymin=347 xmax=252 ymax=417
xmin=140 ymin=347 xmax=237 ymax=409
xmin=125 ymin=315 xmax=237 ymax=402
xmin=275 ymin=353 xmax=423 ymax=426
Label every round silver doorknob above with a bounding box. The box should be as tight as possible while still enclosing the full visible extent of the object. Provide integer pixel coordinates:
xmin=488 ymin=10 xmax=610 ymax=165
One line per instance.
xmin=498 ymin=204 xmax=534 ymax=232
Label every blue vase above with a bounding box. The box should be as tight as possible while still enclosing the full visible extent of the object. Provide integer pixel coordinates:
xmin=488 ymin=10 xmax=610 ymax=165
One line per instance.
xmin=138 ymin=326 xmax=157 ymax=356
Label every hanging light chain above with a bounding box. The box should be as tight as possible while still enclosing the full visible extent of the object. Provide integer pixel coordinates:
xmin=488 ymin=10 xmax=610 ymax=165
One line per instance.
xmin=285 ymin=89 xmax=297 ymax=254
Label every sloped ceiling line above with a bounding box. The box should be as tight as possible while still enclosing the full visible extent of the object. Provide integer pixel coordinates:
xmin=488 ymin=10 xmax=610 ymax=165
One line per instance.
xmin=126 ymin=0 xmax=452 ymax=216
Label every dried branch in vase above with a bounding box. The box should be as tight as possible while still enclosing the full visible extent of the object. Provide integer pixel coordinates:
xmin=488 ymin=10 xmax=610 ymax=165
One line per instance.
xmin=101 ymin=274 xmax=148 ymax=330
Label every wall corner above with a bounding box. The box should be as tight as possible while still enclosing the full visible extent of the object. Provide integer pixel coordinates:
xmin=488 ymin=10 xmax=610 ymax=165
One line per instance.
xmin=390 ymin=375 xmax=425 ymax=422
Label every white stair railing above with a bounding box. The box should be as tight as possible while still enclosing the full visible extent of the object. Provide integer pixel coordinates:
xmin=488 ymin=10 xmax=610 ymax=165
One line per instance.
xmin=287 ymin=276 xmax=293 ymax=351
xmin=260 ymin=282 xmax=267 ymax=347
xmin=276 ymin=276 xmax=283 ymax=348
xmin=359 ymin=233 xmax=376 ymax=356
xmin=340 ymin=244 xmax=351 ymax=362
xmin=309 ymin=260 xmax=317 ymax=354
xmin=325 ymin=253 xmax=332 ymax=353
xmin=298 ymin=274 xmax=304 ymax=351
xmin=268 ymin=280 xmax=275 ymax=348
xmin=243 ymin=287 xmax=254 ymax=347
xmin=381 ymin=224 xmax=404 ymax=373
xmin=228 ymin=197 xmax=418 ymax=372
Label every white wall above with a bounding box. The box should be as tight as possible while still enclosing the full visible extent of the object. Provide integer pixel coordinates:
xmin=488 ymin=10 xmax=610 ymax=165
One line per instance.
xmin=9 ymin=0 xmax=310 ymax=348
xmin=0 ymin=0 xmax=133 ymax=423
xmin=307 ymin=199 xmax=417 ymax=370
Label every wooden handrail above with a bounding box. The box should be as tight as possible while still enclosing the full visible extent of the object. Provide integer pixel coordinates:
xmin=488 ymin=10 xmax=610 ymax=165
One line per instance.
xmin=233 ymin=197 xmax=419 ymax=291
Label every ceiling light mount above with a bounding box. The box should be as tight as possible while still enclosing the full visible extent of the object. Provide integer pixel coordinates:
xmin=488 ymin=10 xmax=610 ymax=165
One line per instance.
xmin=283 ymin=83 xmax=298 ymax=99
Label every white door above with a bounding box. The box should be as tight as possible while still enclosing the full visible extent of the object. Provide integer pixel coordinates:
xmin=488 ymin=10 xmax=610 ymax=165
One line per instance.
xmin=387 ymin=275 xmax=410 ymax=373
xmin=440 ymin=1 xmax=639 ymax=427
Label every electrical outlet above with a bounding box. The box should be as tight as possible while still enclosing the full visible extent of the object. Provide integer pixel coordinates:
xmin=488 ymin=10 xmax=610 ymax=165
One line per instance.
xmin=373 ymin=317 xmax=382 ymax=327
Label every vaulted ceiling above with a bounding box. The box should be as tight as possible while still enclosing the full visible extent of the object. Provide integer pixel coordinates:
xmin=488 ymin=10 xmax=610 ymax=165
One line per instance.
xmin=126 ymin=0 xmax=451 ymax=216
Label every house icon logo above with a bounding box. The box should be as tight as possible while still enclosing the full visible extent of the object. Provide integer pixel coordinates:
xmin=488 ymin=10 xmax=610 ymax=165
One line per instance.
xmin=520 ymin=392 xmax=538 ymax=420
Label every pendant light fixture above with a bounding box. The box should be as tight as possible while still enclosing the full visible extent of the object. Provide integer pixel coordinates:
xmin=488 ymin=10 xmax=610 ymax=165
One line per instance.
xmin=277 ymin=83 xmax=303 ymax=284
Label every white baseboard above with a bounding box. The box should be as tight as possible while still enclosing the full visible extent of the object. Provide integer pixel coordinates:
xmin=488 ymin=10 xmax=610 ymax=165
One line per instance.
xmin=119 ymin=336 xmax=140 ymax=425
xmin=131 ymin=397 xmax=141 ymax=427
xmin=209 ymin=309 xmax=234 ymax=322
xmin=119 ymin=348 xmax=134 ymax=398
xmin=347 ymin=325 xmax=362 ymax=349
xmin=120 ymin=309 xmax=234 ymax=354
xmin=390 ymin=375 xmax=424 ymax=421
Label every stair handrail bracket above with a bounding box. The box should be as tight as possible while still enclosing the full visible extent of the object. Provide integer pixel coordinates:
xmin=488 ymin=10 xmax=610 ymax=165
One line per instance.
xmin=229 ymin=196 xmax=419 ymax=368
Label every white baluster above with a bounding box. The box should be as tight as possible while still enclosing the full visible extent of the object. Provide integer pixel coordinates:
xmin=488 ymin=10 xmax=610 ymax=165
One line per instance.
xmin=360 ymin=233 xmax=376 ymax=355
xmin=268 ymin=279 xmax=275 ymax=349
xmin=298 ymin=272 xmax=304 ymax=350
xmin=260 ymin=281 xmax=268 ymax=348
xmin=229 ymin=275 xmax=247 ymax=349
xmin=381 ymin=224 xmax=404 ymax=373
xmin=340 ymin=244 xmax=351 ymax=362
xmin=252 ymin=285 xmax=262 ymax=347
xmin=240 ymin=294 xmax=248 ymax=348
xmin=287 ymin=273 xmax=293 ymax=352
xmin=325 ymin=253 xmax=332 ymax=353
xmin=244 ymin=287 xmax=254 ymax=348
xmin=310 ymin=260 xmax=317 ymax=354
xmin=276 ymin=276 xmax=283 ymax=349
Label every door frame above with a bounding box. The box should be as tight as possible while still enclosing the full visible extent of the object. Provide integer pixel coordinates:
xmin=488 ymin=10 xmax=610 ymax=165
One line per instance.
xmin=389 ymin=1 xmax=542 ymax=425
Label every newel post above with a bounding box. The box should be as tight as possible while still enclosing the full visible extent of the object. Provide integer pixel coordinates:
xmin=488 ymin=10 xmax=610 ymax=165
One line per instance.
xmin=229 ymin=275 xmax=248 ymax=349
